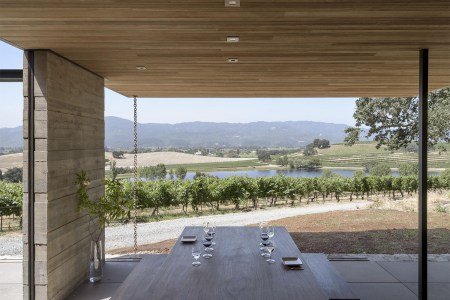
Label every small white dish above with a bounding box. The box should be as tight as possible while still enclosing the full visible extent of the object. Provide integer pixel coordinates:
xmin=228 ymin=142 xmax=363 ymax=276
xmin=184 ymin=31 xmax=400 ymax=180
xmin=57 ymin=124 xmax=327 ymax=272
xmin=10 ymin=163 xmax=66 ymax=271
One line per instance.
xmin=282 ymin=257 xmax=303 ymax=266
xmin=181 ymin=235 xmax=197 ymax=243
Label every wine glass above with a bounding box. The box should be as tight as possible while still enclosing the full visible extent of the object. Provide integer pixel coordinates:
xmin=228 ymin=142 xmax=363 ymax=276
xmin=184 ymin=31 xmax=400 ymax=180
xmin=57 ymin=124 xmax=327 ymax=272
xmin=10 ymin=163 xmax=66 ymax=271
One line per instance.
xmin=259 ymin=223 xmax=269 ymax=247
xmin=259 ymin=221 xmax=268 ymax=232
xmin=260 ymin=232 xmax=270 ymax=247
xmin=265 ymin=241 xmax=276 ymax=264
xmin=203 ymin=221 xmax=210 ymax=235
xmin=261 ymin=245 xmax=271 ymax=258
xmin=260 ymin=229 xmax=270 ymax=255
xmin=207 ymin=223 xmax=216 ymax=245
xmin=267 ymin=226 xmax=275 ymax=245
xmin=202 ymin=238 xmax=213 ymax=258
xmin=192 ymin=246 xmax=201 ymax=266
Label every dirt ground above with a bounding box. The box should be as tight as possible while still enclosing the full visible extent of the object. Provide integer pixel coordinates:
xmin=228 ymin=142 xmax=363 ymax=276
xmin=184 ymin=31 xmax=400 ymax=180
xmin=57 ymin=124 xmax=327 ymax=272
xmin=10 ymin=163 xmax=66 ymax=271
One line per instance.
xmin=107 ymin=151 xmax=254 ymax=167
xmin=276 ymin=209 xmax=449 ymax=254
xmin=0 ymin=152 xmax=22 ymax=171
xmin=109 ymin=208 xmax=450 ymax=255
xmin=0 ymin=151 xmax=255 ymax=171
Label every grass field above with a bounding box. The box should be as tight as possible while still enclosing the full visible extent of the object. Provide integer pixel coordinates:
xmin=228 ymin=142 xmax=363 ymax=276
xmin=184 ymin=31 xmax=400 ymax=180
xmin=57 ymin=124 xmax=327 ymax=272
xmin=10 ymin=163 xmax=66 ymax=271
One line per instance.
xmin=314 ymin=143 xmax=450 ymax=169
xmin=2 ymin=143 xmax=449 ymax=173
xmin=115 ymin=160 xmax=266 ymax=178
xmin=165 ymin=160 xmax=266 ymax=172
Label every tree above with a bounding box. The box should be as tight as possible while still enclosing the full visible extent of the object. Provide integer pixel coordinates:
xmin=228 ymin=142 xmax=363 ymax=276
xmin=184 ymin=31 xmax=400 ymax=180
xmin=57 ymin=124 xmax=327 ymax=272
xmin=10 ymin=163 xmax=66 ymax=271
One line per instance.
xmin=3 ymin=167 xmax=23 ymax=183
xmin=345 ymin=88 xmax=450 ymax=151
xmin=110 ymin=160 xmax=118 ymax=180
xmin=174 ymin=166 xmax=188 ymax=180
xmin=369 ymin=163 xmax=391 ymax=177
xmin=313 ymin=139 xmax=330 ymax=149
xmin=307 ymin=158 xmax=321 ymax=169
xmin=140 ymin=164 xmax=167 ymax=180
xmin=154 ymin=164 xmax=167 ymax=180
xmin=289 ymin=157 xmax=321 ymax=170
xmin=0 ymin=180 xmax=23 ymax=229
xmin=404 ymin=143 xmax=418 ymax=153
xmin=363 ymin=160 xmax=378 ymax=173
xmin=442 ymin=169 xmax=450 ymax=177
xmin=435 ymin=144 xmax=447 ymax=155
xmin=112 ymin=151 xmax=125 ymax=159
xmin=275 ymin=155 xmax=289 ymax=166
xmin=398 ymin=163 xmax=419 ymax=176
xmin=225 ymin=150 xmax=239 ymax=158
xmin=303 ymin=144 xmax=317 ymax=156
xmin=256 ymin=150 xmax=271 ymax=162
xmin=322 ymin=169 xmax=337 ymax=178
xmin=0 ymin=169 xmax=3 ymax=181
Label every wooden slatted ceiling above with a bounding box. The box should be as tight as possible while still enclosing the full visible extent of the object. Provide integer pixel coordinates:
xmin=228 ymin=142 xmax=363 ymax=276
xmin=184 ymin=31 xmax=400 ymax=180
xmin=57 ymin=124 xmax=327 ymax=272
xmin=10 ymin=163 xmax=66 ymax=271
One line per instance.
xmin=0 ymin=0 xmax=449 ymax=97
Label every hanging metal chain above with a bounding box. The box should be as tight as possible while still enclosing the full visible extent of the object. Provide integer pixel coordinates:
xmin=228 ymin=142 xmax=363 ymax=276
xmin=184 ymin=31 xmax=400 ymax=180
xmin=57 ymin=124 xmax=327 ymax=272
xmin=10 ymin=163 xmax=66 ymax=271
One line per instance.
xmin=133 ymin=96 xmax=138 ymax=254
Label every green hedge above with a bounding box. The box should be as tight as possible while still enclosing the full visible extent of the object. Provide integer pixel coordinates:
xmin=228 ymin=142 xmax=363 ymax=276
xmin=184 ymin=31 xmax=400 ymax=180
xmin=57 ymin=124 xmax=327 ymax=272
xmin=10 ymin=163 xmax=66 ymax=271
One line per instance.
xmin=0 ymin=180 xmax=22 ymax=217
xmin=119 ymin=173 xmax=450 ymax=214
xmin=3 ymin=172 xmax=450 ymax=223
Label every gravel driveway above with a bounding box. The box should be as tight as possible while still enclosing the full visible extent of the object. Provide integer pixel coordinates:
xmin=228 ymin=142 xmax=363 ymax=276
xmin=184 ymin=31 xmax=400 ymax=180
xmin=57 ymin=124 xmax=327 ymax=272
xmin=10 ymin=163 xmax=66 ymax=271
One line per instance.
xmin=106 ymin=201 xmax=369 ymax=251
xmin=0 ymin=201 xmax=369 ymax=258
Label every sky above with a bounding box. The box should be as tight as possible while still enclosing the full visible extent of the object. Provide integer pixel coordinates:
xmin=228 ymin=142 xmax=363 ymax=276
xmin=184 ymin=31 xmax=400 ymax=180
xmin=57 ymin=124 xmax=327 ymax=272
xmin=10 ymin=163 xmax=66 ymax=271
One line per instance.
xmin=0 ymin=41 xmax=358 ymax=128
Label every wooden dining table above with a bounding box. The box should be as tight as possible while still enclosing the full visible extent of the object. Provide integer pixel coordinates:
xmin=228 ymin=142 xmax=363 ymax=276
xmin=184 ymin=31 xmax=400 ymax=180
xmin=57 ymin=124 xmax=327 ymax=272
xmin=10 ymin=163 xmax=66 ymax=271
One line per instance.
xmin=113 ymin=226 xmax=328 ymax=300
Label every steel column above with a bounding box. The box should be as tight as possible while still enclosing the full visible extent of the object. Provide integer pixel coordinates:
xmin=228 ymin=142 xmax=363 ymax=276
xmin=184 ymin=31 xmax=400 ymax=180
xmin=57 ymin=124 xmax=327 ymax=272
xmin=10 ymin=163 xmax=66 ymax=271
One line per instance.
xmin=25 ymin=50 xmax=35 ymax=300
xmin=418 ymin=48 xmax=428 ymax=300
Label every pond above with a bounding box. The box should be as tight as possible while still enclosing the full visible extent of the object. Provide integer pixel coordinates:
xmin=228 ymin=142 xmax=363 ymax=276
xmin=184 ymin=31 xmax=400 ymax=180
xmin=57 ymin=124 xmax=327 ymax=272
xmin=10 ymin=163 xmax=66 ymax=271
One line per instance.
xmin=183 ymin=169 xmax=442 ymax=180
xmin=185 ymin=169 xmax=371 ymax=180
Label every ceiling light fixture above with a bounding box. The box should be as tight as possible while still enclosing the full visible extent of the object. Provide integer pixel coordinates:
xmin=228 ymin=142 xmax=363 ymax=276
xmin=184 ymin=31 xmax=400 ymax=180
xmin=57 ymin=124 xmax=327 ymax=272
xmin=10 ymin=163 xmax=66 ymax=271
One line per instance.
xmin=135 ymin=66 xmax=147 ymax=70
xmin=227 ymin=36 xmax=240 ymax=43
xmin=225 ymin=0 xmax=240 ymax=7
xmin=228 ymin=58 xmax=239 ymax=63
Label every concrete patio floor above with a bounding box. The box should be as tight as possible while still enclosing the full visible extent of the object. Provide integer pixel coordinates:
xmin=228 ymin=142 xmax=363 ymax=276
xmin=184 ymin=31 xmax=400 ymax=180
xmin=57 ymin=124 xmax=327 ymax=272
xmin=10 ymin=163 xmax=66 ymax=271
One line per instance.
xmin=1 ymin=256 xmax=449 ymax=300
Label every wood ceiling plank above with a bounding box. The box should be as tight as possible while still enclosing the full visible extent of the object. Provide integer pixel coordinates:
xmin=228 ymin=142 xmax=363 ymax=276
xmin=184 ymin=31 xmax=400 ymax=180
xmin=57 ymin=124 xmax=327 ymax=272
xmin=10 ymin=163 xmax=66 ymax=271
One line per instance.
xmin=0 ymin=0 xmax=448 ymax=97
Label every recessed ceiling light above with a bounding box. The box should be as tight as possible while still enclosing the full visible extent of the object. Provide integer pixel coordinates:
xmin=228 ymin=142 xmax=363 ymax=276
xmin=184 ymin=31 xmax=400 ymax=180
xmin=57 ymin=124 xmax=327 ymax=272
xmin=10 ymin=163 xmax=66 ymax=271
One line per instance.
xmin=136 ymin=66 xmax=147 ymax=70
xmin=225 ymin=0 xmax=240 ymax=7
xmin=227 ymin=36 xmax=240 ymax=43
xmin=228 ymin=58 xmax=239 ymax=63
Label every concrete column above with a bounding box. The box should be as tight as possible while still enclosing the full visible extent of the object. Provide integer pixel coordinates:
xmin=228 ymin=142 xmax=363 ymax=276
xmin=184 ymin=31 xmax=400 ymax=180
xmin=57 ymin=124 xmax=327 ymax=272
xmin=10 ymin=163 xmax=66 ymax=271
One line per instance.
xmin=23 ymin=51 xmax=105 ymax=300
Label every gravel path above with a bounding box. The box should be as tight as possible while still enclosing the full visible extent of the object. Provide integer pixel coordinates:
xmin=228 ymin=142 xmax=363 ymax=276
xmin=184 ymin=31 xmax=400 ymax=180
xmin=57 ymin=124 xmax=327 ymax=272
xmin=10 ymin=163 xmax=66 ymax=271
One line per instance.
xmin=0 ymin=234 xmax=23 ymax=258
xmin=0 ymin=201 xmax=370 ymax=257
xmin=106 ymin=201 xmax=370 ymax=251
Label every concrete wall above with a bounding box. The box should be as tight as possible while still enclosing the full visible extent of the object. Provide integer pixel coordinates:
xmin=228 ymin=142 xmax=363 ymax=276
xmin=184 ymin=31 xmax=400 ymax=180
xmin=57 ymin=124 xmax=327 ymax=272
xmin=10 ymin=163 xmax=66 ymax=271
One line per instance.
xmin=23 ymin=51 xmax=105 ymax=300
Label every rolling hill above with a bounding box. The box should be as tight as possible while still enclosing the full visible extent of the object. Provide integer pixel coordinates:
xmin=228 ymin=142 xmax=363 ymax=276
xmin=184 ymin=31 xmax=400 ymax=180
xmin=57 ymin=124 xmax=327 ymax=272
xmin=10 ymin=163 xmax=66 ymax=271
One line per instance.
xmin=0 ymin=117 xmax=350 ymax=149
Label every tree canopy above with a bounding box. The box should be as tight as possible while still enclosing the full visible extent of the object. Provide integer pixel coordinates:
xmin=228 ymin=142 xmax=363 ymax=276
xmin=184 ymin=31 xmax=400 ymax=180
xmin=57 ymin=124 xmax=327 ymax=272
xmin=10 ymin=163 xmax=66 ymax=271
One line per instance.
xmin=313 ymin=138 xmax=330 ymax=149
xmin=174 ymin=166 xmax=188 ymax=180
xmin=345 ymin=88 xmax=450 ymax=151
xmin=112 ymin=151 xmax=125 ymax=159
xmin=3 ymin=167 xmax=23 ymax=183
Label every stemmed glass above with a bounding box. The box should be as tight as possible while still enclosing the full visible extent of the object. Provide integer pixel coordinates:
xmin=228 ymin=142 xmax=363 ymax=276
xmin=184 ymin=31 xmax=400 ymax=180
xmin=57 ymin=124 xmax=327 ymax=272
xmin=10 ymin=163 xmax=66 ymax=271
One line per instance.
xmin=267 ymin=226 xmax=275 ymax=245
xmin=202 ymin=236 xmax=213 ymax=258
xmin=265 ymin=241 xmax=276 ymax=264
xmin=192 ymin=245 xmax=202 ymax=266
xmin=259 ymin=222 xmax=270 ymax=247
xmin=207 ymin=222 xmax=216 ymax=245
xmin=203 ymin=221 xmax=210 ymax=235
xmin=259 ymin=221 xmax=268 ymax=231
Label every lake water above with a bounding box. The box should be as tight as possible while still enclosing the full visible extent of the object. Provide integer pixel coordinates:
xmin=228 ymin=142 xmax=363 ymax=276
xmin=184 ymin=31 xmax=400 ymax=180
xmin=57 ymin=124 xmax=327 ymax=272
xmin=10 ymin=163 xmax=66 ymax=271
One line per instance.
xmin=183 ymin=169 xmax=442 ymax=180
xmin=185 ymin=169 xmax=375 ymax=180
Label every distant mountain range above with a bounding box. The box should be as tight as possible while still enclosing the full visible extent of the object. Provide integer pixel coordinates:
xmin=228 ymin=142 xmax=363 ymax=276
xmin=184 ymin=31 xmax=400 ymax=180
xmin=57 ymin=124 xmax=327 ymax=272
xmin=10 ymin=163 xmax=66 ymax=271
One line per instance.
xmin=0 ymin=117 xmax=351 ymax=149
xmin=0 ymin=126 xmax=22 ymax=148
